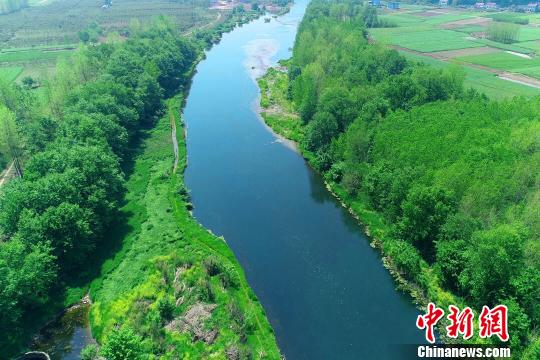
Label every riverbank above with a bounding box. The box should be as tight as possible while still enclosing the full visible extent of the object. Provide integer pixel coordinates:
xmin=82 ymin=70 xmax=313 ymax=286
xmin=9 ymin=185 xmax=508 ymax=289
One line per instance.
xmin=257 ymin=66 xmax=477 ymax=345
xmin=88 ymin=95 xmax=280 ymax=358
xmin=12 ymin=8 xmax=287 ymax=359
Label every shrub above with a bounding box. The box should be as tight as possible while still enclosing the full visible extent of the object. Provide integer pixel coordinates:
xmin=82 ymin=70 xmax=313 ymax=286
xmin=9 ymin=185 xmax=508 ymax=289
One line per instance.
xmin=157 ymin=296 xmax=175 ymax=322
xmin=203 ymin=256 xmax=222 ymax=276
xmin=385 ymin=240 xmax=422 ymax=282
xmin=100 ymin=327 xmax=143 ymax=360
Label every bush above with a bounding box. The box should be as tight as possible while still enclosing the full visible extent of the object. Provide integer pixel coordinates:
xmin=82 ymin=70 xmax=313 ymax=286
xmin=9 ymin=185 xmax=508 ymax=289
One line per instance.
xmin=219 ymin=267 xmax=239 ymax=289
xmin=81 ymin=344 xmax=100 ymax=360
xmin=203 ymin=256 xmax=222 ymax=276
xmin=157 ymin=296 xmax=175 ymax=322
xmin=385 ymin=240 xmax=422 ymax=281
xmin=100 ymin=327 xmax=143 ymax=360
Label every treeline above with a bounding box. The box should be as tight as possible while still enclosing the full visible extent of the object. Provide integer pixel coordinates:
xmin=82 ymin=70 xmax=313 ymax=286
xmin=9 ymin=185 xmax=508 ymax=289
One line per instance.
xmin=0 ymin=0 xmax=28 ymax=14
xmin=0 ymin=20 xmax=197 ymax=355
xmin=192 ymin=5 xmax=266 ymax=47
xmin=285 ymin=0 xmax=539 ymax=356
xmin=487 ymin=22 xmax=520 ymax=44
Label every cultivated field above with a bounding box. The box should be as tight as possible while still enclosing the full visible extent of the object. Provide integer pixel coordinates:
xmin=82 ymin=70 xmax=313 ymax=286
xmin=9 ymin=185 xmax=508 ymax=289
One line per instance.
xmin=0 ymin=66 xmax=23 ymax=82
xmin=371 ymin=5 xmax=540 ymax=97
xmin=0 ymin=0 xmax=216 ymax=84
xmin=0 ymin=0 xmax=214 ymax=48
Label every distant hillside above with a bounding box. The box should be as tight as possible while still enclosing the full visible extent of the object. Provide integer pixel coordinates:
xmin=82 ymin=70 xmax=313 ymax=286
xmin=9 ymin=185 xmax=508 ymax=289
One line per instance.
xmin=0 ymin=0 xmax=28 ymax=14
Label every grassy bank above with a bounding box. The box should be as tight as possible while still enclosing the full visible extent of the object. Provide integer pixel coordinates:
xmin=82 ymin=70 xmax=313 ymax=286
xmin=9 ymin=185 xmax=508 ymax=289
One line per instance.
xmin=89 ymin=95 xmax=280 ymax=358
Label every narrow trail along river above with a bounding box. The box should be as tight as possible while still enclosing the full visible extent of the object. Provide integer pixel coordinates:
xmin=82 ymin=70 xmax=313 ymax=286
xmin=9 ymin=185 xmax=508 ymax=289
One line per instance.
xmin=184 ymin=1 xmax=425 ymax=359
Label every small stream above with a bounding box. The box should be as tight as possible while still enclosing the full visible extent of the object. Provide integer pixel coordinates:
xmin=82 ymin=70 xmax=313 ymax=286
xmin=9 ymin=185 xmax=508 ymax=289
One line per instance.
xmin=29 ymin=302 xmax=94 ymax=360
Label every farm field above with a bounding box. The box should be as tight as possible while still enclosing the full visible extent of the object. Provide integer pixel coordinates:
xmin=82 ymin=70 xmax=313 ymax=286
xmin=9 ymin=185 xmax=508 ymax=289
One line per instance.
xmin=518 ymin=40 xmax=540 ymax=51
xmin=370 ymin=27 xmax=483 ymax=52
xmin=0 ymin=0 xmax=217 ymax=87
xmin=371 ymin=5 xmax=540 ymax=96
xmin=0 ymin=48 xmax=72 ymax=63
xmin=0 ymin=0 xmax=214 ymax=48
xmin=400 ymin=50 xmax=540 ymax=99
xmin=457 ymin=51 xmax=540 ymax=70
xmin=0 ymin=66 xmax=23 ymax=82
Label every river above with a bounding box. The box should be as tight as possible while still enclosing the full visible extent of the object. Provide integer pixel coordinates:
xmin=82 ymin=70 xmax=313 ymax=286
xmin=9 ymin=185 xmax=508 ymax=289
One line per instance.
xmin=183 ymin=1 xmax=425 ymax=359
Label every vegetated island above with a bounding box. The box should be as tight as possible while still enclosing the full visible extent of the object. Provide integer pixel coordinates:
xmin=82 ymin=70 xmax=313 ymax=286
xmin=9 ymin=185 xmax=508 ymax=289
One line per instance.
xmin=258 ymin=0 xmax=539 ymax=358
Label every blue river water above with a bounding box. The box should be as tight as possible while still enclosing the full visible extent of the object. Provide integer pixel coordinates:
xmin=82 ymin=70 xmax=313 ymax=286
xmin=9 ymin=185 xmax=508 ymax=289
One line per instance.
xmin=183 ymin=1 xmax=425 ymax=359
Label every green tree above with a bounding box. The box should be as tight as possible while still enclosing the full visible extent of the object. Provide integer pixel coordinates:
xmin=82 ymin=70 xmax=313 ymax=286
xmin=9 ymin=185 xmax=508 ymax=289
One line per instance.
xmin=398 ymin=186 xmax=456 ymax=261
xmin=100 ymin=327 xmax=143 ymax=360
xmin=383 ymin=74 xmax=425 ymax=111
xmin=460 ymin=225 xmax=525 ymax=306
xmin=501 ymin=297 xmax=530 ymax=352
xmin=0 ymin=105 xmax=23 ymax=176
xmin=304 ymin=111 xmax=339 ymax=151
xmin=317 ymin=87 xmax=356 ymax=131
xmin=0 ymin=239 xmax=56 ymax=350
xmin=362 ymin=6 xmax=378 ymax=28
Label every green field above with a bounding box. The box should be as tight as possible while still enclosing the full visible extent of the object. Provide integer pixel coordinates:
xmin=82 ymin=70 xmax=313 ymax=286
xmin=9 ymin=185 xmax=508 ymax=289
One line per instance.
xmin=453 ymin=25 xmax=485 ymax=33
xmin=0 ymin=0 xmax=214 ymax=48
xmin=518 ymin=40 xmax=540 ymax=51
xmin=374 ymin=8 xmax=540 ymax=55
xmin=0 ymin=66 xmax=23 ymax=81
xmin=378 ymin=14 xmax=421 ymax=26
xmin=422 ymin=13 xmax=476 ymax=25
xmin=371 ymin=7 xmax=540 ymax=93
xmin=472 ymin=38 xmax=535 ymax=54
xmin=457 ymin=51 xmax=540 ymax=70
xmin=517 ymin=26 xmax=540 ymax=41
xmin=370 ymin=27 xmax=482 ymax=52
xmin=0 ymin=49 xmax=71 ymax=63
xmin=400 ymin=51 xmax=540 ymax=99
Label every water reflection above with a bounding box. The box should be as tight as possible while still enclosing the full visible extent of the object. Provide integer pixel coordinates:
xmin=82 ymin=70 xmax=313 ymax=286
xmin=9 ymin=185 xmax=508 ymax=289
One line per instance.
xmin=31 ymin=303 xmax=94 ymax=360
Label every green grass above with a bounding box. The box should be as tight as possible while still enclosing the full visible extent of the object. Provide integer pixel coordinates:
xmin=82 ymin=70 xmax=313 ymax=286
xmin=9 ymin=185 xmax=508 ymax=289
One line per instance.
xmin=513 ymin=65 xmax=540 ymax=79
xmin=471 ymin=38 xmax=535 ymax=54
xmin=423 ymin=13 xmax=476 ymax=25
xmin=258 ymin=67 xmax=304 ymax=142
xmin=0 ymin=66 xmax=23 ymax=81
xmin=457 ymin=51 xmax=540 ymax=71
xmin=89 ymin=96 xmax=280 ymax=358
xmin=517 ymin=40 xmax=540 ymax=52
xmin=400 ymin=51 xmax=540 ymax=99
xmin=485 ymin=12 xmax=530 ymax=25
xmin=453 ymin=25 xmax=486 ymax=34
xmin=0 ymin=44 xmax=76 ymax=52
xmin=0 ymin=49 xmax=71 ymax=63
xmin=517 ymin=26 xmax=540 ymax=42
xmin=377 ymin=14 xmax=421 ymax=27
xmin=370 ymin=27 xmax=483 ymax=52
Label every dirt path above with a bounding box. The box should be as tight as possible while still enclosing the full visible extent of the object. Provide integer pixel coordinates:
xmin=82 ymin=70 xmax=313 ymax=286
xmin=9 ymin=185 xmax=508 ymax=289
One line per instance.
xmin=0 ymin=161 xmax=15 ymax=187
xmin=499 ymin=73 xmax=540 ymax=89
xmin=183 ymin=12 xmax=222 ymax=36
xmin=169 ymin=103 xmax=179 ymax=173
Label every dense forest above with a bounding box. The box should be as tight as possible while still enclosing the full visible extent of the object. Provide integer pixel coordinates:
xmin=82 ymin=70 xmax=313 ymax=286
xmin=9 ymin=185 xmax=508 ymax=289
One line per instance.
xmin=261 ymin=0 xmax=539 ymax=357
xmin=0 ymin=18 xmax=198 ymax=355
